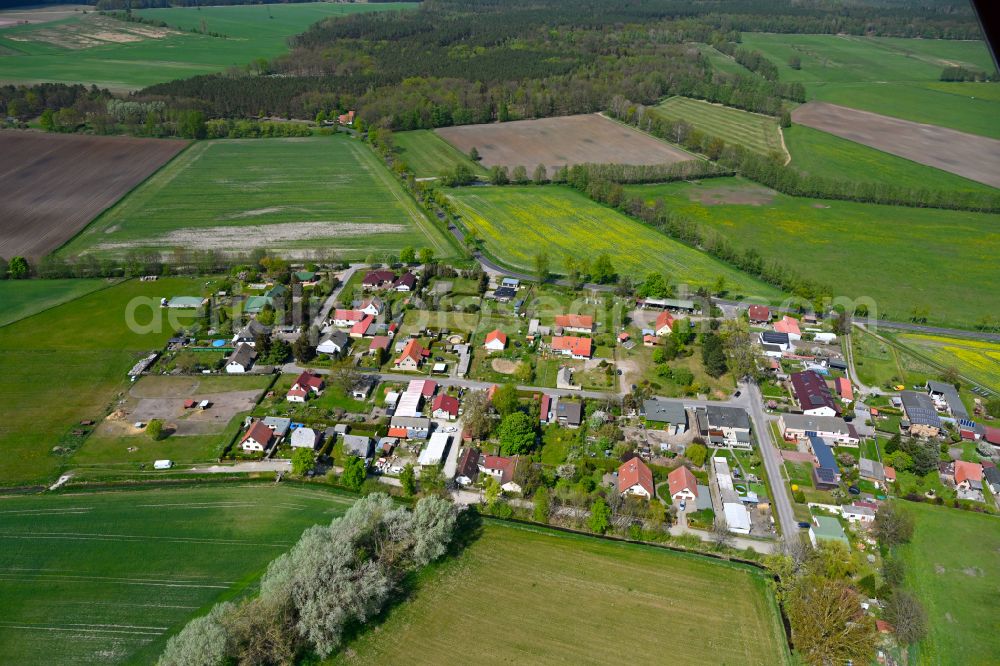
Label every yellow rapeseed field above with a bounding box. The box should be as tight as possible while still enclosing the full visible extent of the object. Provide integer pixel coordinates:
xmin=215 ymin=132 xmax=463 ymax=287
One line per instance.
xmin=898 ymin=333 xmax=1000 ymax=390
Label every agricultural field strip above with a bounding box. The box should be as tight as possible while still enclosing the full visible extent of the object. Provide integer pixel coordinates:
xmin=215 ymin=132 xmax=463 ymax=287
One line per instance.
xmin=653 ymin=96 xmax=785 ymax=157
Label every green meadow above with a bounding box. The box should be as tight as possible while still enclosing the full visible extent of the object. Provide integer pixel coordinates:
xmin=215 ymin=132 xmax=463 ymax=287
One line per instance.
xmin=0 ymin=278 xmax=114 ymax=328
xmin=60 ymin=136 xmax=456 ymax=260
xmin=625 ymin=178 xmax=1000 ymax=327
xmin=0 ymin=3 xmax=411 ymax=90
xmin=653 ymin=96 xmax=784 ymax=156
xmin=740 ymin=33 xmax=998 ymax=137
xmin=0 ymin=485 xmax=354 ymax=664
xmin=446 ymin=185 xmax=786 ymax=301
xmin=394 ymin=129 xmax=488 ymax=179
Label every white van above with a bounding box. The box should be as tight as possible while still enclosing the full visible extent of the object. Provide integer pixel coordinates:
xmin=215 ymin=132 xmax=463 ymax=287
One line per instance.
xmin=153 ymin=460 xmax=173 ymax=470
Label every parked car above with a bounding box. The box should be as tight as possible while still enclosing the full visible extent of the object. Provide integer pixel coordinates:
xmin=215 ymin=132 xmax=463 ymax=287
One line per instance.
xmin=797 ymin=521 xmax=811 ymax=529
xmin=733 ymin=390 xmax=741 ymax=398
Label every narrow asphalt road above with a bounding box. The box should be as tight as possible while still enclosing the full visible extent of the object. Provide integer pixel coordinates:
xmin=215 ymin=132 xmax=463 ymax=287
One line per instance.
xmin=742 ymin=381 xmax=797 ymax=544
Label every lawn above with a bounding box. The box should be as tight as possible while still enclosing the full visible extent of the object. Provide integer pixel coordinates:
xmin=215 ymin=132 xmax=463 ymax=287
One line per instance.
xmin=784 ymin=124 xmax=999 ymax=195
xmin=393 ymin=129 xmax=488 ymax=179
xmin=624 ymin=178 xmax=1000 ymax=328
xmin=333 ymin=520 xmax=790 ymax=665
xmin=0 ymin=277 xmax=213 ymax=486
xmin=60 ymin=136 xmax=455 ymax=261
xmin=740 ymin=33 xmax=999 ymax=138
xmin=446 ymin=185 xmax=785 ymax=301
xmin=652 ymin=96 xmax=784 ymax=157
xmin=0 ymin=484 xmax=354 ymax=664
xmin=0 ymin=278 xmax=114 ymax=328
xmin=0 ymin=3 xmax=411 ymax=90
xmin=896 ymin=501 xmax=1000 ymax=665
xmin=893 ymin=333 xmax=1000 ymax=392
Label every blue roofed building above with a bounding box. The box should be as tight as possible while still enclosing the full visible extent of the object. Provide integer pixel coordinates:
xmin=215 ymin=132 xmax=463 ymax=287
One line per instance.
xmin=809 ymin=435 xmax=841 ymax=490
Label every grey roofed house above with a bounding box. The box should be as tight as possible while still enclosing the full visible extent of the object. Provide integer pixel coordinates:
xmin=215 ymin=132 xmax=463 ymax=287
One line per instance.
xmin=828 ymin=358 xmax=848 ymax=371
xmin=226 ymin=343 xmax=257 ymax=369
xmin=695 ymin=484 xmax=712 ymax=511
xmin=233 ymin=319 xmax=271 ymax=343
xmin=555 ymin=400 xmax=583 ymax=427
xmin=643 ymin=398 xmax=687 ymax=425
xmin=318 ymin=329 xmax=350 ymax=353
xmin=983 ymin=466 xmax=1000 ymax=492
xmin=706 ymin=405 xmax=751 ymax=431
xmin=342 ymin=434 xmax=373 ymax=458
xmin=262 ymin=416 xmax=291 ymax=438
xmin=899 ymin=390 xmax=942 ymax=428
xmin=926 ymin=380 xmax=968 ymax=419
xmin=859 ymin=457 xmax=885 ymax=482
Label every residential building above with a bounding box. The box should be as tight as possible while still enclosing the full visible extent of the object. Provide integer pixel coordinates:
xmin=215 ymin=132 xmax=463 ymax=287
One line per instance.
xmin=618 ymin=457 xmax=654 ymax=499
xmin=393 ymin=272 xmax=416 ymax=292
xmin=642 ymin=398 xmax=687 ymax=435
xmin=431 ymin=393 xmax=459 ymax=420
xmin=332 ymin=309 xmax=365 ymax=327
xmin=349 ymin=315 xmax=375 ymax=339
xmin=225 ymin=344 xmax=257 ymax=374
xmin=899 ymin=390 xmax=942 ymax=438
xmin=555 ymin=314 xmax=594 ymax=334
xmin=455 ymin=447 xmax=481 ymax=486
xmin=774 ymin=316 xmax=802 ymax=340
xmin=551 ymin=336 xmax=592 ymax=359
xmin=779 ymin=413 xmax=860 ymax=446
xmin=342 ymin=434 xmax=373 ymax=459
xmin=809 ymin=435 xmax=841 ymax=490
xmin=232 ymin=319 xmax=270 ymax=346
xmin=668 ymin=466 xmax=698 ymax=502
xmin=859 ymin=457 xmax=885 ymax=484
xmin=654 ymin=310 xmax=674 ymax=336
xmin=539 ymin=394 xmax=552 ymax=424
xmin=288 ymin=371 xmax=324 ymax=401
xmin=714 ymin=456 xmax=751 ymax=535
xmin=983 ymin=465 xmax=1000 ymax=494
xmin=361 ymin=270 xmax=395 ymax=290
xmin=843 ymin=504 xmax=876 ymax=525
xmin=317 ymin=330 xmax=350 ymax=356
xmin=835 ymin=377 xmax=853 ymax=401
xmin=240 ymin=420 xmax=275 ymax=452
xmin=351 ymin=375 xmax=377 ymax=400
xmin=554 ymin=399 xmax=583 ymax=428
xmin=484 ymin=329 xmax=507 ymax=352
xmin=705 ymin=406 xmax=752 ymax=449
xmin=790 ymin=370 xmax=839 ymax=416
xmin=262 ymin=416 xmax=290 ymax=439
xmin=389 ymin=415 xmax=431 ymax=439
xmin=360 ymin=296 xmax=384 ymax=316
xmin=926 ymin=380 xmax=968 ymax=419
xmin=394 ymin=339 xmax=428 ymax=371
xmin=809 ymin=515 xmax=849 ymax=547
xmin=493 ymin=286 xmax=517 ymax=302
xmin=479 ymin=455 xmax=521 ymax=493
xmin=954 ymin=460 xmax=983 ymax=492
xmin=290 ymin=427 xmax=319 ymax=449
xmin=747 ymin=304 xmax=771 ymax=324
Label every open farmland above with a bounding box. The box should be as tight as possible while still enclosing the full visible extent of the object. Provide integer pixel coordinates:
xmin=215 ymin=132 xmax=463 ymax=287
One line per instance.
xmin=791 ymin=102 xmax=1000 ymax=188
xmin=0 ymin=3 xmax=412 ymax=89
xmin=896 ymin=502 xmax=1000 ymax=665
xmin=784 ymin=125 xmax=1000 ymax=196
xmin=0 ymin=485 xmax=354 ymax=664
xmin=394 ymin=129 xmax=488 ymax=179
xmin=653 ymin=97 xmax=785 ymax=157
xmin=740 ymin=33 xmax=999 ymax=138
xmin=0 ymin=277 xmax=212 ymax=486
xmin=0 ymin=131 xmax=186 ymax=259
xmin=436 ymin=113 xmax=697 ymax=173
xmin=335 ymin=521 xmax=789 ymax=665
xmin=447 ymin=185 xmax=784 ymax=301
xmin=0 ymin=278 xmax=113 ymax=328
xmin=61 ymin=136 xmax=455 ymax=260
xmin=624 ymin=178 xmax=1000 ymax=328
xmin=893 ymin=333 xmax=1000 ymax=392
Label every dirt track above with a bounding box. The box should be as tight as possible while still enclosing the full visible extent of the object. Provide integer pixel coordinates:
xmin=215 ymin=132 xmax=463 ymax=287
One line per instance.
xmin=791 ymin=102 xmax=1000 ymax=188
xmin=0 ymin=131 xmax=186 ymax=258
xmin=436 ymin=113 xmax=695 ymax=172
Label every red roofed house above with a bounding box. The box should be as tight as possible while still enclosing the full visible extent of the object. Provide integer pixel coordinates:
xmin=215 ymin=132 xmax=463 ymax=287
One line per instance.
xmin=431 ymin=393 xmax=459 ymax=420
xmin=332 ymin=309 xmax=364 ymax=327
xmin=361 ymin=270 xmax=395 ymax=290
xmin=393 ymin=272 xmax=416 ymax=292
xmin=338 ymin=110 xmax=355 ymax=125
xmin=774 ymin=316 xmax=802 ymax=340
xmin=835 ymin=377 xmax=854 ymax=401
xmin=350 ymin=314 xmax=375 ymax=339
xmin=539 ymin=393 xmax=552 ymax=424
xmin=555 ymin=314 xmax=594 ymax=333
xmin=618 ymin=457 xmax=654 ymax=499
xmin=479 ymin=455 xmax=521 ymax=493
xmin=618 ymin=332 xmax=630 ymax=343
xmin=388 ymin=426 xmax=409 ymax=438
xmin=240 ymin=420 xmax=275 ymax=453
xmin=790 ymin=370 xmax=839 ymax=417
xmin=643 ymin=334 xmax=656 ymax=347
xmin=954 ymin=460 xmax=983 ymax=491
xmin=368 ymin=335 xmax=390 ymax=355
xmin=986 ymin=427 xmax=1000 ymax=450
xmin=484 ymin=329 xmax=507 ymax=352
xmin=551 ymin=335 xmax=592 ymax=359
xmin=667 ymin=466 xmax=698 ymax=502
xmin=748 ymin=304 xmax=771 ymax=324
xmin=420 ymin=380 xmax=437 ymax=398
xmin=655 ymin=310 xmax=674 ymax=336
xmin=394 ymin=339 xmax=428 ymax=371
xmin=287 ymin=371 xmax=324 ymax=403
xmin=883 ymin=466 xmax=896 ymax=484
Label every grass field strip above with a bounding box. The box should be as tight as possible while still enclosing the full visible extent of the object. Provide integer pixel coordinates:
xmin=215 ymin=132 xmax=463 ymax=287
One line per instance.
xmin=0 ymin=531 xmax=294 ymax=547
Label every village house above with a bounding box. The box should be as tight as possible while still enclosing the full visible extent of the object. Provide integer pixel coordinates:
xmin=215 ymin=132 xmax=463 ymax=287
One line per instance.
xmin=654 ymin=310 xmax=674 ymax=336
xmin=774 ymin=316 xmax=802 ymax=340
xmin=393 ymin=272 xmax=416 ymax=292
xmin=790 ymin=370 xmax=839 ymax=416
xmin=983 ymin=465 xmax=1000 ymax=494
xmin=232 ymin=319 xmax=270 ymax=346
xmin=360 ymin=296 xmax=384 ymax=317
xmin=349 ymin=315 xmax=375 ymax=339
xmin=368 ymin=335 xmax=390 ymax=357
xmin=954 ymin=460 xmax=983 ymax=492
xmin=317 ymin=330 xmax=350 ymax=356
xmin=835 ymin=376 xmax=853 ymax=402
xmin=394 ymin=339 xmax=428 ymax=371
xmin=899 ymin=390 xmax=942 ymax=438
xmin=484 ymin=329 xmax=507 ymax=352
xmin=759 ymin=331 xmax=791 ymax=357
xmin=332 ymin=309 xmax=365 ymax=327
xmin=389 ymin=415 xmax=431 ymax=439
xmin=225 ymin=343 xmax=257 ymax=374
xmin=343 ymin=434 xmax=374 ymax=459
xmin=290 ymin=426 xmax=319 ymax=449
xmin=551 ymin=335 xmax=592 ymax=359
xmin=455 ymin=447 xmax=481 ymax=486
xmin=842 ymin=504 xmax=876 ymax=525
xmin=362 ymin=270 xmax=396 ymax=290
xmin=779 ymin=413 xmax=860 ymax=446
xmin=810 ymin=436 xmax=841 ymax=490
xmin=351 ymin=375 xmax=377 ymax=400
xmin=667 ymin=465 xmax=698 ymax=502
xmin=705 ymin=405 xmax=752 ymax=450
xmin=431 ymin=393 xmax=459 ymax=420
xmin=479 ymin=455 xmax=522 ymax=493
xmin=809 ymin=515 xmax=849 ymax=548
xmin=618 ymin=457 xmax=654 ymax=499
xmin=926 ymin=380 xmax=968 ymax=419
xmin=642 ymin=398 xmax=687 ymax=435
xmin=239 ymin=420 xmax=275 ymax=452
xmin=554 ymin=399 xmax=583 ymax=428
xmin=286 ymin=371 xmax=324 ymax=402
xmin=859 ymin=457 xmax=886 ymax=485
xmin=747 ymin=304 xmax=771 ymax=324
xmin=555 ymin=314 xmax=594 ymax=334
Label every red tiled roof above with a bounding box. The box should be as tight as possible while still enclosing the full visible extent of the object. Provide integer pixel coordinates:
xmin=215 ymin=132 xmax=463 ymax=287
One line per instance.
xmin=668 ymin=466 xmax=697 ymax=498
xmin=241 ymin=420 xmax=274 ymax=446
xmin=287 ymin=386 xmax=308 ymax=399
xmin=551 ymin=336 xmax=592 ymax=358
xmin=350 ymin=315 xmax=374 ymax=336
xmin=618 ymin=332 xmax=630 ymax=341
xmin=540 ymin=394 xmax=551 ymax=422
xmin=790 ymin=370 xmax=838 ymax=414
xmin=362 ymin=269 xmax=395 ymax=286
xmin=954 ymin=460 xmax=983 ymax=484
xmin=836 ymin=377 xmax=853 ymax=401
xmin=395 ymin=338 xmax=426 ymax=365
xmin=555 ymin=314 xmax=593 ymax=330
xmin=986 ymin=427 xmax=1000 ymax=446
xmin=618 ymin=457 xmax=654 ymax=497
xmin=774 ymin=316 xmax=801 ymax=336
xmin=369 ymin=335 xmax=390 ymax=351
xmin=334 ymin=309 xmax=363 ymax=323
xmin=388 ymin=427 xmax=409 ymax=438
xmin=482 ymin=455 xmax=518 ymax=485
xmin=432 ymin=393 xmax=459 ymax=416
xmin=294 ymin=371 xmax=324 ymax=391
xmin=421 ymin=380 xmax=436 ymax=397
xmin=655 ymin=310 xmax=674 ymax=333
xmin=748 ymin=304 xmax=770 ymax=321
xmin=485 ymin=329 xmax=507 ymax=346
xmin=883 ymin=466 xmax=896 ymax=482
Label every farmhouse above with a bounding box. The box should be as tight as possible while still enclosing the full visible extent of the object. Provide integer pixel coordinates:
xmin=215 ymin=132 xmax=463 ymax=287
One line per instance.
xmin=790 ymin=370 xmax=839 ymax=416
xmin=240 ymin=420 xmax=275 ymax=453
xmin=431 ymin=393 xmax=459 ymax=420
xmin=779 ymin=413 xmax=859 ymax=446
xmin=748 ymin=304 xmax=771 ymax=324
xmin=774 ymin=316 xmax=802 ymax=340
xmin=455 ymin=447 xmax=481 ymax=486
xmin=705 ymin=406 xmax=752 ymax=450
xmin=484 ymin=329 xmax=507 ymax=352
xmin=479 ymin=455 xmax=521 ymax=493
xmin=290 ymin=427 xmax=319 ymax=449
xmin=668 ymin=466 xmax=698 ymax=502
xmin=654 ymin=310 xmax=674 ymax=336
xmin=225 ymin=343 xmax=257 ymax=374
xmin=555 ymin=314 xmax=594 ymax=334
xmin=618 ymin=457 xmax=654 ymax=499
xmin=551 ymin=336 xmax=592 ymax=359
xmin=394 ymin=339 xmax=428 ymax=371
xmin=390 ymin=415 xmax=431 ymax=439
xmin=926 ymin=380 xmax=968 ymax=419
xmin=317 ymin=330 xmax=350 ymax=356
xmin=642 ymin=398 xmax=687 ymax=435
xmin=362 ymin=270 xmax=396 ymax=290
xmin=899 ymin=391 xmax=942 ymax=438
